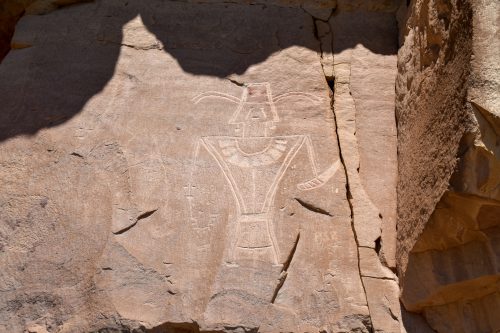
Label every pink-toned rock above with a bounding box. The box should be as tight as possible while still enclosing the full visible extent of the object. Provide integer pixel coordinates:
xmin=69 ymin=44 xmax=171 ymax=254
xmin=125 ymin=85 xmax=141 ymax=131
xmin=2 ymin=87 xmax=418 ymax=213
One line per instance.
xmin=0 ymin=1 xmax=400 ymax=332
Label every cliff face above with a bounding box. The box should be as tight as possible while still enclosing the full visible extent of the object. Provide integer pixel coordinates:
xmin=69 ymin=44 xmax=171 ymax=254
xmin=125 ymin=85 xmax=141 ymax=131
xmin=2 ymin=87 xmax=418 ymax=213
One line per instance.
xmin=0 ymin=0 xmax=497 ymax=332
xmin=397 ymin=0 xmax=499 ymax=332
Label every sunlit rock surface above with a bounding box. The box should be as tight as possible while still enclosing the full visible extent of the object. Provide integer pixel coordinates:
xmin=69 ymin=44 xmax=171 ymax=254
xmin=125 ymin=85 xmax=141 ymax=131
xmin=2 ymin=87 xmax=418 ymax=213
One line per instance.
xmin=397 ymin=0 xmax=499 ymax=332
xmin=0 ymin=1 xmax=400 ymax=332
xmin=0 ymin=0 xmax=497 ymax=332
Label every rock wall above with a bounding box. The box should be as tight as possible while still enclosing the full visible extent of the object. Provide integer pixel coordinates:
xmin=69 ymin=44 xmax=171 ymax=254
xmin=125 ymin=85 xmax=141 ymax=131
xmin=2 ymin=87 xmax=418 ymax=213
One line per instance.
xmin=0 ymin=0 xmax=497 ymax=332
xmin=396 ymin=0 xmax=499 ymax=332
xmin=0 ymin=0 xmax=402 ymax=332
xmin=0 ymin=0 xmax=29 ymax=60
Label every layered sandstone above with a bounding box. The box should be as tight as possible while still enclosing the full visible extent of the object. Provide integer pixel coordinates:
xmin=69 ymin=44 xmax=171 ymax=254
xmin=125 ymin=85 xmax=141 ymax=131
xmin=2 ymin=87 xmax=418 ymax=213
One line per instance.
xmin=397 ymin=0 xmax=499 ymax=332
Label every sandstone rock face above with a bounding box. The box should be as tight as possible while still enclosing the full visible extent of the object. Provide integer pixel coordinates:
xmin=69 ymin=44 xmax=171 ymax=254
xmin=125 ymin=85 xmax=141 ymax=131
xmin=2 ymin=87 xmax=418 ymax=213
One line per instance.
xmin=2 ymin=0 xmax=497 ymax=332
xmin=0 ymin=0 xmax=31 ymax=60
xmin=397 ymin=0 xmax=499 ymax=332
xmin=0 ymin=1 xmax=401 ymax=332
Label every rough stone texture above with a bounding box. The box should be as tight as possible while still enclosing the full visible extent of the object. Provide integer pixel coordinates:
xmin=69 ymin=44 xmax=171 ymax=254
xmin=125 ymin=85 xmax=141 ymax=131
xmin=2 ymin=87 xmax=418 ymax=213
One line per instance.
xmin=1 ymin=0 xmax=497 ymax=331
xmin=396 ymin=0 xmax=474 ymax=275
xmin=397 ymin=0 xmax=499 ymax=332
xmin=0 ymin=1 xmax=96 ymax=62
xmin=0 ymin=0 xmax=400 ymax=332
xmin=0 ymin=0 xmax=29 ymax=60
xmin=331 ymin=10 xmax=401 ymax=332
xmin=0 ymin=0 xmax=402 ymax=62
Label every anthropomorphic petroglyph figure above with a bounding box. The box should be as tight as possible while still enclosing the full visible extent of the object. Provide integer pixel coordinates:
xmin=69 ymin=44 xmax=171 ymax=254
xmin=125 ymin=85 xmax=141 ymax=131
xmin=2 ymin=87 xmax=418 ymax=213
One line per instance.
xmin=187 ymin=83 xmax=340 ymax=266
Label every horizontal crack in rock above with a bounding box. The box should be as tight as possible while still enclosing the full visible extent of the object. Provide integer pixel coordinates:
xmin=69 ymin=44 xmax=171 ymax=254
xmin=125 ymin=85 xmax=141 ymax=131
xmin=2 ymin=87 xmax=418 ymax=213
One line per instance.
xmin=70 ymin=152 xmax=84 ymax=158
xmin=361 ymin=275 xmax=396 ymax=281
xmin=113 ymin=209 xmax=158 ymax=235
xmin=226 ymin=78 xmax=245 ymax=86
xmin=294 ymin=198 xmax=332 ymax=216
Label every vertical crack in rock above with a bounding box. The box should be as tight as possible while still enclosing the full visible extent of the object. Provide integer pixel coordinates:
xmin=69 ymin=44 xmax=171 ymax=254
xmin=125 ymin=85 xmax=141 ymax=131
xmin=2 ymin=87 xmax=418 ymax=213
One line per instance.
xmin=307 ymin=12 xmax=374 ymax=329
xmin=312 ymin=18 xmax=323 ymax=55
xmin=327 ymin=78 xmax=374 ymax=332
xmin=113 ymin=208 xmax=158 ymax=235
xmin=304 ymin=9 xmax=335 ymax=78
xmin=388 ymin=306 xmax=398 ymax=321
xmin=271 ymin=232 xmax=300 ymax=304
xmin=375 ymin=236 xmax=382 ymax=255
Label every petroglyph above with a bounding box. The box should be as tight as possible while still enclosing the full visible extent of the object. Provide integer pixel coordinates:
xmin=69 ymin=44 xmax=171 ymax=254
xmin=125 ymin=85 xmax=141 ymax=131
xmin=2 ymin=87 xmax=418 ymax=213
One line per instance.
xmin=188 ymin=83 xmax=341 ymax=265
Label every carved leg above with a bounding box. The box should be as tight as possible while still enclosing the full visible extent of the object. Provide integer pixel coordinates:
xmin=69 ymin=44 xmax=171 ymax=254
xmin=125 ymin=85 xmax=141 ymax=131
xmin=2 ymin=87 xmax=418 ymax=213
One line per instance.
xmin=267 ymin=217 xmax=281 ymax=266
xmin=227 ymin=218 xmax=240 ymax=266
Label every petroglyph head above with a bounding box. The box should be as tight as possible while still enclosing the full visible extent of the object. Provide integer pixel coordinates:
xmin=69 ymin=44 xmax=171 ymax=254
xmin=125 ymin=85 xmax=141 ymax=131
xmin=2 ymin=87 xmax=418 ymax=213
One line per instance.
xmin=229 ymin=83 xmax=279 ymax=136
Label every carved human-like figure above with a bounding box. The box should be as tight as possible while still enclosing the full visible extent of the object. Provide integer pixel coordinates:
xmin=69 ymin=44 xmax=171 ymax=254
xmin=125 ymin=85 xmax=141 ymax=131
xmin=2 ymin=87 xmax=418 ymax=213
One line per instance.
xmin=187 ymin=83 xmax=340 ymax=265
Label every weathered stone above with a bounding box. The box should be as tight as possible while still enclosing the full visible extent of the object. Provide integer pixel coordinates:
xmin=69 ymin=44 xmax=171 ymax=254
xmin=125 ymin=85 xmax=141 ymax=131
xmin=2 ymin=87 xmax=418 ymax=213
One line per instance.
xmin=0 ymin=0 xmax=400 ymax=332
xmin=1 ymin=0 xmax=496 ymax=332
xmin=397 ymin=0 xmax=499 ymax=332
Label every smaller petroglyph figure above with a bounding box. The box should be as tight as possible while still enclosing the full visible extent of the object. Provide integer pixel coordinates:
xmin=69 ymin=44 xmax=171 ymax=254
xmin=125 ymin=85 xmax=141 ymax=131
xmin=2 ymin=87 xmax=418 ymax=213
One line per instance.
xmin=188 ymin=83 xmax=340 ymax=266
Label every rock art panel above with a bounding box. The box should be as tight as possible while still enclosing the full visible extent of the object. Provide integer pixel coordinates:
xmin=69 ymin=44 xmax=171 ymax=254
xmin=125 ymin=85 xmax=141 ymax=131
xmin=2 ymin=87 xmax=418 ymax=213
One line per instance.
xmin=0 ymin=0 xmax=400 ymax=332
xmin=188 ymin=83 xmax=340 ymax=265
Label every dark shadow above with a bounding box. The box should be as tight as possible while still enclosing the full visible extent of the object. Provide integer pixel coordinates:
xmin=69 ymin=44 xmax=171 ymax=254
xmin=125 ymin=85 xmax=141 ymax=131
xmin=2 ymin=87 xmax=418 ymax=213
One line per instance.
xmin=0 ymin=0 xmax=397 ymax=142
xmin=400 ymin=304 xmax=437 ymax=333
xmin=0 ymin=1 xmax=134 ymax=141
